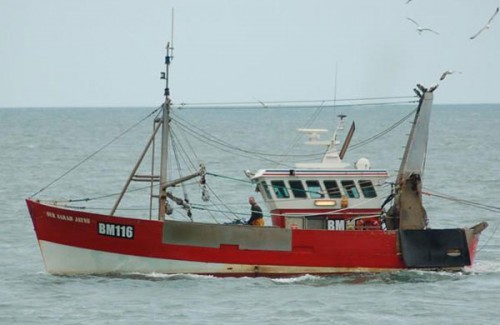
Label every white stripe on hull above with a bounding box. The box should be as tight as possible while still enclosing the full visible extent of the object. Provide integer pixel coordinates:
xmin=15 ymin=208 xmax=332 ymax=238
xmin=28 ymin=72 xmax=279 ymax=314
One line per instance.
xmin=38 ymin=240 xmax=398 ymax=275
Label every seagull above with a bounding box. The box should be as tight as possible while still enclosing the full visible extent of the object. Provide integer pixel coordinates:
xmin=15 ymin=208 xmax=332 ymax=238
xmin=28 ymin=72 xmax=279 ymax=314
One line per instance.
xmin=440 ymin=70 xmax=462 ymax=81
xmin=407 ymin=17 xmax=440 ymax=35
xmin=253 ymin=96 xmax=268 ymax=109
xmin=470 ymin=7 xmax=499 ymax=40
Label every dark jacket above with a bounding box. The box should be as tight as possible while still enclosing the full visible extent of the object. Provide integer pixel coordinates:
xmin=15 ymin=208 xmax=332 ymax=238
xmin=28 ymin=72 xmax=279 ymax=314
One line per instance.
xmin=247 ymin=203 xmax=263 ymax=225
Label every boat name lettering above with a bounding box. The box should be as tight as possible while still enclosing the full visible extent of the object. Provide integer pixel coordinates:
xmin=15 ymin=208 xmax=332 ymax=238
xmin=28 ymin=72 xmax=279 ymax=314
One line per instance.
xmin=327 ymin=219 xmax=346 ymax=231
xmin=46 ymin=211 xmax=90 ymax=224
xmin=98 ymin=222 xmax=134 ymax=239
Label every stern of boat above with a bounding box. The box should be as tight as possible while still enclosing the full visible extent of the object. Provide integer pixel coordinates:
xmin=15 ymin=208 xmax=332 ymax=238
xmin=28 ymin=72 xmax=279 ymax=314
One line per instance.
xmin=398 ymin=222 xmax=488 ymax=269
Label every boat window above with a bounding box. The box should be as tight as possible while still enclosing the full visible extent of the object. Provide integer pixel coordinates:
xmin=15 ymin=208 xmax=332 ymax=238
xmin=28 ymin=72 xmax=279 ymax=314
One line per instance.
xmin=260 ymin=181 xmax=273 ymax=200
xmin=306 ymin=180 xmax=324 ymax=199
xmin=271 ymin=180 xmax=290 ymax=199
xmin=341 ymin=180 xmax=360 ymax=199
xmin=323 ymin=180 xmax=341 ymax=198
xmin=289 ymin=180 xmax=307 ymax=198
xmin=359 ymin=180 xmax=377 ymax=198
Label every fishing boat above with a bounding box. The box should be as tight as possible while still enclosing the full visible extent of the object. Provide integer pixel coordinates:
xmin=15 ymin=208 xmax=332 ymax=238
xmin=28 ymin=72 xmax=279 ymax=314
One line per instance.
xmin=26 ymin=41 xmax=488 ymax=276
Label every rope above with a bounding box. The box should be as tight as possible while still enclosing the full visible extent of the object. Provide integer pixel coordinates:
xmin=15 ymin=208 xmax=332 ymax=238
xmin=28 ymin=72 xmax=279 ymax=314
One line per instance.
xmin=349 ymin=107 xmax=417 ymax=151
xmin=170 ymin=132 xmax=190 ymax=203
xmin=182 ymin=117 xmax=322 ymax=160
xmin=60 ymin=205 xmax=152 ymax=211
xmin=176 ymin=95 xmax=417 ymax=108
xmin=37 ymin=182 xmax=157 ymax=205
xmin=202 ymin=183 xmax=241 ymax=222
xmin=173 ymin=102 xmax=419 ymax=164
xmin=206 ymin=172 xmax=253 ymax=184
xmin=172 ymin=117 xmax=291 ymax=164
xmin=477 ymin=223 xmax=500 ymax=254
xmin=30 ymin=106 xmax=163 ymax=197
xmin=191 ymin=205 xmax=248 ymax=218
xmin=170 ymin=114 xmax=203 ymax=167
xmin=278 ymin=101 xmax=327 ymax=164
xmin=422 ymin=188 xmax=499 ymax=255
xmin=422 ymin=189 xmax=500 ymax=213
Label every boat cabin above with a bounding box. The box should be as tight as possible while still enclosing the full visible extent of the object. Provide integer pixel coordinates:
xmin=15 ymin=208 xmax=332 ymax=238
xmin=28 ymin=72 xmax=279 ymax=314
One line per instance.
xmin=249 ymin=116 xmax=390 ymax=231
xmin=251 ymin=167 xmax=389 ymax=231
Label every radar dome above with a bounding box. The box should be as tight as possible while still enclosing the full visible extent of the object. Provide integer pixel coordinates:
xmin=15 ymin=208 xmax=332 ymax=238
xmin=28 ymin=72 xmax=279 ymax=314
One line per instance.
xmin=355 ymin=158 xmax=371 ymax=170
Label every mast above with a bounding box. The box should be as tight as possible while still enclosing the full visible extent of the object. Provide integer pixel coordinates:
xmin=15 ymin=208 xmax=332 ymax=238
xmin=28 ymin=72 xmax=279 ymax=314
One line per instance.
xmin=112 ymin=11 xmax=207 ymax=219
xmin=158 ymin=32 xmax=174 ymax=220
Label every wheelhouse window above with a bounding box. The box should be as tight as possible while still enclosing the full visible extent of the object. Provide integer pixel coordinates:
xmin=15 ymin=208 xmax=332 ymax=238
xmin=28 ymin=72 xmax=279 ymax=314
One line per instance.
xmin=259 ymin=181 xmax=273 ymax=200
xmin=359 ymin=180 xmax=377 ymax=198
xmin=323 ymin=180 xmax=341 ymax=198
xmin=341 ymin=180 xmax=360 ymax=199
xmin=289 ymin=180 xmax=307 ymax=198
xmin=271 ymin=180 xmax=290 ymax=199
xmin=306 ymin=180 xmax=324 ymax=199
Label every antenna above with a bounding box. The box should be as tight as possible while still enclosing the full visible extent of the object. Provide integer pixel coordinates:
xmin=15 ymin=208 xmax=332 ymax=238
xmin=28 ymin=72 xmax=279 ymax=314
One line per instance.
xmin=161 ymin=9 xmax=175 ymax=99
xmin=333 ymin=62 xmax=338 ymax=103
xmin=333 ymin=62 xmax=338 ymax=116
xmin=170 ymin=8 xmax=175 ymax=60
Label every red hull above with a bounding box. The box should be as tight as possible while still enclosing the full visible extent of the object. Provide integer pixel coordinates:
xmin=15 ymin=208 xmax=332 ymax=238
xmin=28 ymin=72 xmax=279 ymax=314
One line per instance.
xmin=26 ymin=199 xmax=479 ymax=276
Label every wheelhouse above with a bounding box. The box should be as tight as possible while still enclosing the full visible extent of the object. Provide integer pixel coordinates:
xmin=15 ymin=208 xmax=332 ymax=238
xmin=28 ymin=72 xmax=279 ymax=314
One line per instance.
xmin=251 ymin=168 xmax=389 ymax=231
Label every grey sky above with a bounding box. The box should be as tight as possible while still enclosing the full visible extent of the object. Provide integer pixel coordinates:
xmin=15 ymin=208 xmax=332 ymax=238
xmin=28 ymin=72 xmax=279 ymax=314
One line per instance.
xmin=1 ymin=0 xmax=499 ymax=107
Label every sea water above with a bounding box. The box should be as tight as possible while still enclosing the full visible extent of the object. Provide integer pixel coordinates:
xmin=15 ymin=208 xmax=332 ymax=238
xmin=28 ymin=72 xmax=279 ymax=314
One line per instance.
xmin=1 ymin=104 xmax=500 ymax=324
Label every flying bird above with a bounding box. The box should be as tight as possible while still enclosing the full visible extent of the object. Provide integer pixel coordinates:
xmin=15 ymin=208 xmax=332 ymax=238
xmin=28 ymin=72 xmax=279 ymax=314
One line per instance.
xmin=253 ymin=96 xmax=268 ymax=109
xmin=470 ymin=7 xmax=499 ymax=40
xmin=439 ymin=70 xmax=462 ymax=81
xmin=407 ymin=18 xmax=440 ymax=35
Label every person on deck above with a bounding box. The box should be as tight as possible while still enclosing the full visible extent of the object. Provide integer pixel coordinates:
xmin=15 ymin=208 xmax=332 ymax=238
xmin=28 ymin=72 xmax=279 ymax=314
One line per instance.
xmin=247 ymin=196 xmax=264 ymax=226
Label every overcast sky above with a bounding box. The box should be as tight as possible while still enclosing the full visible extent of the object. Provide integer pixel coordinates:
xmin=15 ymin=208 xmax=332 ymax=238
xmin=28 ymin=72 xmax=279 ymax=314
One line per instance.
xmin=1 ymin=0 xmax=499 ymax=107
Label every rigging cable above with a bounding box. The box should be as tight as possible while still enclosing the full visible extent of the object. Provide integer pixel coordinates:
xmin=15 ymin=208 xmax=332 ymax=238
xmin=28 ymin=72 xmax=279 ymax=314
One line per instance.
xmin=169 ymin=127 xmax=200 ymax=171
xmin=476 ymin=223 xmax=500 ymax=254
xmin=422 ymin=188 xmax=500 ymax=254
xmin=175 ymin=95 xmax=417 ymax=108
xmin=277 ymin=101 xmax=328 ymax=165
xmin=171 ymin=111 xmax=203 ymax=165
xmin=172 ymin=118 xmax=289 ymax=166
xmin=173 ymin=100 xmax=418 ymax=164
xmin=40 ymin=181 xmax=159 ymax=205
xmin=170 ymin=128 xmax=238 ymax=221
xmin=202 ymin=183 xmax=242 ymax=222
xmin=170 ymin=131 xmax=189 ymax=199
xmin=30 ymin=106 xmax=163 ymax=197
xmin=349 ymin=107 xmax=417 ymax=151
xmin=422 ymin=189 xmax=500 ymax=213
xmin=168 ymin=126 xmax=241 ymax=222
xmin=38 ymin=105 xmax=417 ymax=207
